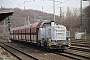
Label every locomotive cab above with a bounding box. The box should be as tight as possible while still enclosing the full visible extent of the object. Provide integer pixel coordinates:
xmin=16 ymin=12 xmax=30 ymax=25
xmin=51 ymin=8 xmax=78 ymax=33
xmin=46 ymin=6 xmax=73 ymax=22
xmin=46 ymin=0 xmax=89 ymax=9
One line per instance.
xmin=38 ymin=21 xmax=71 ymax=50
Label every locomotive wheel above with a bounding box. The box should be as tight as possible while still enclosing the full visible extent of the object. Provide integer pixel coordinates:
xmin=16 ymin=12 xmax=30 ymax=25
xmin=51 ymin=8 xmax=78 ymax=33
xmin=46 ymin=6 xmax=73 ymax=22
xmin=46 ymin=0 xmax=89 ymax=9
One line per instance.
xmin=38 ymin=42 xmax=41 ymax=47
xmin=59 ymin=49 xmax=64 ymax=52
xmin=44 ymin=41 xmax=47 ymax=47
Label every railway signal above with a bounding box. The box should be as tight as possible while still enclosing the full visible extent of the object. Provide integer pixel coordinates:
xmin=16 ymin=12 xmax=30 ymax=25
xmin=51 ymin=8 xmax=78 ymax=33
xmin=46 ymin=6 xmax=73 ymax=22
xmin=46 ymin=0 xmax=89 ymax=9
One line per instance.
xmin=8 ymin=17 xmax=10 ymax=31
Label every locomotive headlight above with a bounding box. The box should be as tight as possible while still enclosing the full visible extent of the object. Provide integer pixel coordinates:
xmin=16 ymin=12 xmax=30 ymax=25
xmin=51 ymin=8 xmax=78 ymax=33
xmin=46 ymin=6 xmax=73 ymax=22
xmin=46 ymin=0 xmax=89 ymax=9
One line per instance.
xmin=68 ymin=39 xmax=70 ymax=41
xmin=48 ymin=42 xmax=52 ymax=46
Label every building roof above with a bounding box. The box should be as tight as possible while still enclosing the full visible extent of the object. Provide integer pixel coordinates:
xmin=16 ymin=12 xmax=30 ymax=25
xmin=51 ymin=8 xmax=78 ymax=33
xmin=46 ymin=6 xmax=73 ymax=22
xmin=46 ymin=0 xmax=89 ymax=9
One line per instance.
xmin=0 ymin=9 xmax=14 ymax=21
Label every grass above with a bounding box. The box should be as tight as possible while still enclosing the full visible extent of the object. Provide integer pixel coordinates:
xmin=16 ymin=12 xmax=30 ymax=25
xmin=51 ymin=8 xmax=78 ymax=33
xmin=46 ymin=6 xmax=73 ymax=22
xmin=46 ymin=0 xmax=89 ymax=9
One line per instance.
xmin=1 ymin=50 xmax=10 ymax=57
xmin=85 ymin=53 xmax=90 ymax=57
xmin=86 ymin=34 xmax=90 ymax=40
xmin=4 ymin=58 xmax=17 ymax=60
xmin=0 ymin=58 xmax=3 ymax=60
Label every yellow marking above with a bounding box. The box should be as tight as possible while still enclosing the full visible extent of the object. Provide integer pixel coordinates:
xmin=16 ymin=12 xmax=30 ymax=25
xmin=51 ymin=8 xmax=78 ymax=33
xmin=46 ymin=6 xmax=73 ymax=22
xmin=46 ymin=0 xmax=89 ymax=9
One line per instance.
xmin=48 ymin=42 xmax=52 ymax=46
xmin=68 ymin=43 xmax=71 ymax=46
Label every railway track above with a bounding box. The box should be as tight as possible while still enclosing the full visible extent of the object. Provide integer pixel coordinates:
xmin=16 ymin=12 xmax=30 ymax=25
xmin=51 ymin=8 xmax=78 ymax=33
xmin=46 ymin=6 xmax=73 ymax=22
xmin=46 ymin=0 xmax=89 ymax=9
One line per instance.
xmin=51 ymin=40 xmax=90 ymax=60
xmin=71 ymin=40 xmax=90 ymax=44
xmin=71 ymin=40 xmax=90 ymax=52
xmin=69 ymin=46 xmax=90 ymax=52
xmin=64 ymin=51 xmax=90 ymax=59
xmin=50 ymin=49 xmax=90 ymax=60
xmin=0 ymin=42 xmax=38 ymax=60
xmin=2 ymin=42 xmax=86 ymax=60
xmin=53 ymin=51 xmax=82 ymax=60
xmin=4 ymin=41 xmax=90 ymax=60
xmin=71 ymin=43 xmax=90 ymax=48
xmin=2 ymin=42 xmax=72 ymax=60
xmin=0 ymin=38 xmax=89 ymax=60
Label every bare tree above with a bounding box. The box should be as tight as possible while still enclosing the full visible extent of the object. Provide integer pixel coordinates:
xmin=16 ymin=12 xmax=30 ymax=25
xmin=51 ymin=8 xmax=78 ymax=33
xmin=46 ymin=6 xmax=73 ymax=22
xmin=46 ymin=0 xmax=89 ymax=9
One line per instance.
xmin=83 ymin=6 xmax=90 ymax=33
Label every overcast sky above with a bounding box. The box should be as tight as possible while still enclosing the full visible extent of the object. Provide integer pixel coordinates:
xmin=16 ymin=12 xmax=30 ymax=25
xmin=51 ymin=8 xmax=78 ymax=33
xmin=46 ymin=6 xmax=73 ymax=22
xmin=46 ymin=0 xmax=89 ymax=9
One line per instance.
xmin=0 ymin=0 xmax=89 ymax=15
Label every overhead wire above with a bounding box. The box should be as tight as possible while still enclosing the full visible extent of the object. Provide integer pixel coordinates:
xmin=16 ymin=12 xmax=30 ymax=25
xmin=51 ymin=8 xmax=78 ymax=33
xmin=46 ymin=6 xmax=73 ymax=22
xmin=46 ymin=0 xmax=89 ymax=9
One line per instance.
xmin=17 ymin=0 xmax=35 ymax=8
xmin=9 ymin=0 xmax=76 ymax=12
xmin=17 ymin=0 xmax=28 ymax=7
xmin=7 ymin=0 xmax=15 ymax=8
xmin=43 ymin=0 xmax=70 ymax=12
xmin=17 ymin=0 xmax=46 ymax=10
xmin=17 ymin=0 xmax=70 ymax=10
